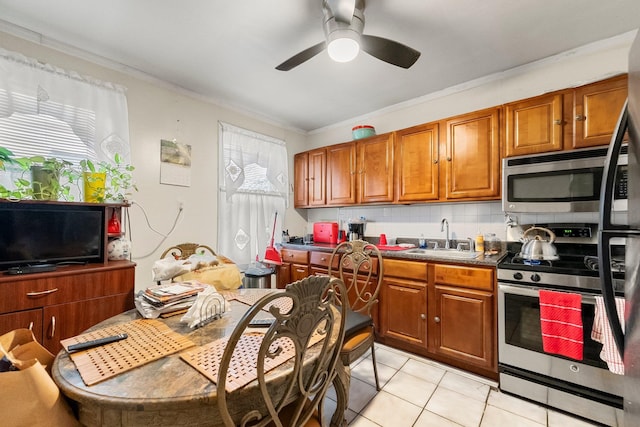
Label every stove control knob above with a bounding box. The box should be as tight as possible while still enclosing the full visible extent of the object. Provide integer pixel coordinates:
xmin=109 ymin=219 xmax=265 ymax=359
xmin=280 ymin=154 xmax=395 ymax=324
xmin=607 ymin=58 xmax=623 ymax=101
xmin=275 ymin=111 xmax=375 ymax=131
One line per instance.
xmin=531 ymin=273 xmax=541 ymax=282
xmin=513 ymin=272 xmax=523 ymax=280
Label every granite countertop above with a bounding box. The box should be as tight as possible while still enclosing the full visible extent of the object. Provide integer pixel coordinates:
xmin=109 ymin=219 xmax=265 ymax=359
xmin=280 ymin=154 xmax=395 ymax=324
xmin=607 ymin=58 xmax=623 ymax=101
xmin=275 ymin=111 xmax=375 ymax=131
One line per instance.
xmin=280 ymin=241 xmax=505 ymax=267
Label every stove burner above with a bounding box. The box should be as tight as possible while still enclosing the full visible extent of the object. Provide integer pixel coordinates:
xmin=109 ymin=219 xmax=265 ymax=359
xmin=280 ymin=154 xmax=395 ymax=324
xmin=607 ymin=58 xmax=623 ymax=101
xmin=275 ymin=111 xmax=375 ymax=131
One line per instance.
xmin=511 ymin=255 xmax=553 ymax=267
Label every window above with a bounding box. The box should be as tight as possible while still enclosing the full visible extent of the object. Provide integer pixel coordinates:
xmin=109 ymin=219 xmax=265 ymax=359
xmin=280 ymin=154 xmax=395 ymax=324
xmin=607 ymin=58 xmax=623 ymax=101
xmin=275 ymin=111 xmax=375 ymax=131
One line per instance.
xmin=218 ymin=122 xmax=288 ymax=265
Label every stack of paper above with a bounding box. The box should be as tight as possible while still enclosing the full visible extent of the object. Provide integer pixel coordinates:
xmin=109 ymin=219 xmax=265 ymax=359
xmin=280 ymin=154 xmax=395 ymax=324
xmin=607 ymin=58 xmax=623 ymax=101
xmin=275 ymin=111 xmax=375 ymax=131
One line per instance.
xmin=135 ymin=281 xmax=207 ymax=319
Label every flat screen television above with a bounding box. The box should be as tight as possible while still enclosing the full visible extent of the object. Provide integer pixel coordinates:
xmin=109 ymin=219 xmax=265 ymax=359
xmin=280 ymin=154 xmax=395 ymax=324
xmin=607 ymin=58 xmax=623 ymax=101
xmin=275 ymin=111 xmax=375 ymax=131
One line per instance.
xmin=0 ymin=201 xmax=105 ymax=270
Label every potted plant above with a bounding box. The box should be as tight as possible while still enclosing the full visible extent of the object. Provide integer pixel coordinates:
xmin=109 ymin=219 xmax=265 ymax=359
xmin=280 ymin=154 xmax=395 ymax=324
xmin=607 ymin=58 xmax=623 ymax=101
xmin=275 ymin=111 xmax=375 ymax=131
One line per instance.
xmin=12 ymin=155 xmax=80 ymax=201
xmin=81 ymin=153 xmax=137 ymax=203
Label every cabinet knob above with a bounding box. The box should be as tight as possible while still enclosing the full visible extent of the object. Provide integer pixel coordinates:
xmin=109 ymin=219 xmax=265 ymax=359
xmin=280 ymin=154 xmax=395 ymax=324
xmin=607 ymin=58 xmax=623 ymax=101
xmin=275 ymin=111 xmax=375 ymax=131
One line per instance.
xmin=421 ymin=314 xmax=426 ymax=320
xmin=434 ymin=316 xmax=441 ymax=323
xmin=446 ymin=157 xmax=452 ymax=162
xmin=320 ymin=257 xmax=326 ymax=261
xmin=433 ymin=159 xmax=438 ymax=164
xmin=575 ymin=114 xmax=586 ymax=121
xmin=554 ymin=119 xmax=563 ymax=125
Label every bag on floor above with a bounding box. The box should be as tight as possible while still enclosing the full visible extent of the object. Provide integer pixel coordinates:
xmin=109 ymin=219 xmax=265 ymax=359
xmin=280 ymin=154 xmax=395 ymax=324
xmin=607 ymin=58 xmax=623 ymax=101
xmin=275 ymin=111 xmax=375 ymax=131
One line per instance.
xmin=0 ymin=329 xmax=80 ymax=427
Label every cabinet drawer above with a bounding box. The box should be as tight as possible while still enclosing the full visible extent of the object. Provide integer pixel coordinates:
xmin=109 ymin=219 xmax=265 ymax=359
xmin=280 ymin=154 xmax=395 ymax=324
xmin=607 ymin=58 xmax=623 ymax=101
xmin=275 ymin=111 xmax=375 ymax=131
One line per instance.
xmin=383 ymin=259 xmax=427 ymax=281
xmin=281 ymin=249 xmax=309 ymax=264
xmin=433 ymin=264 xmax=494 ymax=291
xmin=309 ymin=251 xmax=339 ymax=269
xmin=0 ymin=265 xmax=135 ymax=314
xmin=340 ymin=254 xmax=379 ymax=275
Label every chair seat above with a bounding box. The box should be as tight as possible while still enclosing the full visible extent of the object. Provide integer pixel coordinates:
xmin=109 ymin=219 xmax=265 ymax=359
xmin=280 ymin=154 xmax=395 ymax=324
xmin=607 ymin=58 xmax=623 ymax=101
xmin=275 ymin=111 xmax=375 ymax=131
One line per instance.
xmin=341 ymin=327 xmax=374 ymax=354
xmin=345 ymin=309 xmax=373 ymax=339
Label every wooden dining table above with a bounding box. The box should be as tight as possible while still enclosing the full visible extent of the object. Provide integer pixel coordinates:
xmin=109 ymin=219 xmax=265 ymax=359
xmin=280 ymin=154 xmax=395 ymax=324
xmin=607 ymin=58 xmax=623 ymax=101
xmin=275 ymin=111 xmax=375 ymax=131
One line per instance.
xmin=52 ymin=288 xmax=350 ymax=427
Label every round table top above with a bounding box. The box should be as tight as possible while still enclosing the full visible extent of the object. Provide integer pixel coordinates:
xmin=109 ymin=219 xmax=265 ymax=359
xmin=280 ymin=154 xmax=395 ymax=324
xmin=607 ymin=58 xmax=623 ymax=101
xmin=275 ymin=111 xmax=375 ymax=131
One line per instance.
xmin=52 ymin=288 xmax=279 ymax=412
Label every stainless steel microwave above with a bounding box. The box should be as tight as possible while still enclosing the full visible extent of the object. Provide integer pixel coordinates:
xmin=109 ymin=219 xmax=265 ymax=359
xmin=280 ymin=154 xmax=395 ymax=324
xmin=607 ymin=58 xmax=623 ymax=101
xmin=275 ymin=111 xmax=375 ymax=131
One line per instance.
xmin=502 ymin=146 xmax=628 ymax=213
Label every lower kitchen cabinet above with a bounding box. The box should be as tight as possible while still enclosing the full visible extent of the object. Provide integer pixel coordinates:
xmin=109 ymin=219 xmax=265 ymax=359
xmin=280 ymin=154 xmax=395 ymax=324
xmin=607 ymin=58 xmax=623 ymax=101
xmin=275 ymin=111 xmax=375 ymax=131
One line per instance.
xmin=379 ymin=259 xmax=428 ymax=349
xmin=428 ymin=263 xmax=496 ymax=372
xmin=276 ymin=248 xmax=309 ymax=288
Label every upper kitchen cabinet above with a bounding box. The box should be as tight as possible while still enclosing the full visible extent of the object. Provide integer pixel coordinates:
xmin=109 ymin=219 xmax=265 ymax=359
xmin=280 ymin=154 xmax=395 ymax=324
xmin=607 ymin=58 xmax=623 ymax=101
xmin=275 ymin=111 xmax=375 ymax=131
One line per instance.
xmin=394 ymin=123 xmax=439 ymax=202
xmin=505 ymin=92 xmax=564 ymax=157
xmin=443 ymin=107 xmax=501 ymax=200
xmin=504 ymin=75 xmax=628 ymax=157
xmin=326 ymin=141 xmax=357 ymax=205
xmin=293 ymin=148 xmax=326 ymax=208
xmin=326 ymin=133 xmax=394 ymax=206
xmin=571 ymin=74 xmax=628 ymax=149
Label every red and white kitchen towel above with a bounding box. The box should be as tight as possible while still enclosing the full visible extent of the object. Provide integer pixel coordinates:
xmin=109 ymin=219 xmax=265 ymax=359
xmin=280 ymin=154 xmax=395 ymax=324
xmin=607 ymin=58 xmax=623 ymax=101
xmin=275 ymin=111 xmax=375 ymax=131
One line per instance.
xmin=539 ymin=290 xmax=583 ymax=360
xmin=592 ymin=296 xmax=625 ymax=375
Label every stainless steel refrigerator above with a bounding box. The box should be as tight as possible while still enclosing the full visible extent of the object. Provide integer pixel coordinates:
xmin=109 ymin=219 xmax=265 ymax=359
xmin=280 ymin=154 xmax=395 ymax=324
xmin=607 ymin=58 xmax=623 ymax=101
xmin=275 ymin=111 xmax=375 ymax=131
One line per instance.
xmin=598 ymin=29 xmax=640 ymax=426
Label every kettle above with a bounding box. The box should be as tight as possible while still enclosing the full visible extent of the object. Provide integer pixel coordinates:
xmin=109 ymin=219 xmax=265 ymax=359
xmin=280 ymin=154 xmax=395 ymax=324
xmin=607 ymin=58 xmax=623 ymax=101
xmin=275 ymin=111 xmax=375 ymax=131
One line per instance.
xmin=519 ymin=226 xmax=559 ymax=261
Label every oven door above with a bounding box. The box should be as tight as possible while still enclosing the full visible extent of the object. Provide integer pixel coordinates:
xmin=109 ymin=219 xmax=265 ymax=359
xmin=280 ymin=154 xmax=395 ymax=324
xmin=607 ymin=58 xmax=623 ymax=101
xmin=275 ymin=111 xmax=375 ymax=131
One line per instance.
xmin=498 ymin=282 xmax=624 ymax=397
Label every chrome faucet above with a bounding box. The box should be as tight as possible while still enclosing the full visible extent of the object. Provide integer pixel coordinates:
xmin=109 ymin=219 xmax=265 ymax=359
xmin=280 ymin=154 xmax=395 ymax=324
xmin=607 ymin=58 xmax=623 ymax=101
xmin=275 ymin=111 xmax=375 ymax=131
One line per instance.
xmin=441 ymin=218 xmax=450 ymax=249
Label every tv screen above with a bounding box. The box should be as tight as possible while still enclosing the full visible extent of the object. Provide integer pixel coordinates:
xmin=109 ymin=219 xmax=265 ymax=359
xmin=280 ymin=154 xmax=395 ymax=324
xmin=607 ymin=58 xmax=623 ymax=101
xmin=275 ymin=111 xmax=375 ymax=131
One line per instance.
xmin=0 ymin=202 xmax=105 ymax=270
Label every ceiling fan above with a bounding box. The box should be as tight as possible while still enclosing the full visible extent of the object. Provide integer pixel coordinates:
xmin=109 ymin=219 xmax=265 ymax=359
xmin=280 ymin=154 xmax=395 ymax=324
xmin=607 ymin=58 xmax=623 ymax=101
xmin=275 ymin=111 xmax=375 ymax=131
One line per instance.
xmin=276 ymin=0 xmax=421 ymax=71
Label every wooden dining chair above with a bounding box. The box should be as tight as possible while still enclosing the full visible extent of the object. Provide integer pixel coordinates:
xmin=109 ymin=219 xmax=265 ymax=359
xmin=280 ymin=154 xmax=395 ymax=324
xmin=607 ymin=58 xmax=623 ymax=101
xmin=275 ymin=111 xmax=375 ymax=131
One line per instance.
xmin=216 ymin=275 xmax=348 ymax=427
xmin=328 ymin=239 xmax=384 ymax=390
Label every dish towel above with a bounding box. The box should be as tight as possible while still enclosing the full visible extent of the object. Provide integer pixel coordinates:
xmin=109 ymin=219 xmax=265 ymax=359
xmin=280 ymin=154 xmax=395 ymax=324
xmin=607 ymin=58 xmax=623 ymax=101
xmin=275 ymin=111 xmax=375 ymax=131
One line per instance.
xmin=539 ymin=290 xmax=583 ymax=360
xmin=592 ymin=296 xmax=625 ymax=375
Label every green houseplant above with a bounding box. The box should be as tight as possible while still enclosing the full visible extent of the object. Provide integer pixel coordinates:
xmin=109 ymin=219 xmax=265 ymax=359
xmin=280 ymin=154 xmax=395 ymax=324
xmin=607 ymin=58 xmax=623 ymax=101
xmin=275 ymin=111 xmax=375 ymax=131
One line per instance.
xmin=12 ymin=155 xmax=80 ymax=201
xmin=81 ymin=153 xmax=137 ymax=203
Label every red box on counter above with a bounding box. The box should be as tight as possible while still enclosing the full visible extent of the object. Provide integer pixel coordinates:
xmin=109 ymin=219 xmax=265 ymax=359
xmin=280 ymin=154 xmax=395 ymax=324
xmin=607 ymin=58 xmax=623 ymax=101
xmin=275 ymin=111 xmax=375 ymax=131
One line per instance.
xmin=313 ymin=222 xmax=339 ymax=244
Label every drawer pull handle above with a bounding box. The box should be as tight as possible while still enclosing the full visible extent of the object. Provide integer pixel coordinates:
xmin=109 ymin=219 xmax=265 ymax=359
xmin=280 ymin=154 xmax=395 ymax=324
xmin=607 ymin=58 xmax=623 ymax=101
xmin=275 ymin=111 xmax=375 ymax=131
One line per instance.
xmin=28 ymin=321 xmax=33 ymax=330
xmin=26 ymin=288 xmax=59 ymax=297
xmin=434 ymin=316 xmax=441 ymax=323
xmin=50 ymin=316 xmax=56 ymax=338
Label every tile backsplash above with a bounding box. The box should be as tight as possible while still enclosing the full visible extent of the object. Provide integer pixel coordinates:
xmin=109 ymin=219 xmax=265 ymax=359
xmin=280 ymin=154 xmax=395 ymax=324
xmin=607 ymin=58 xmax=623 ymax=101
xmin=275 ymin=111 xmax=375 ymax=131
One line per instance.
xmin=304 ymin=201 xmax=624 ymax=243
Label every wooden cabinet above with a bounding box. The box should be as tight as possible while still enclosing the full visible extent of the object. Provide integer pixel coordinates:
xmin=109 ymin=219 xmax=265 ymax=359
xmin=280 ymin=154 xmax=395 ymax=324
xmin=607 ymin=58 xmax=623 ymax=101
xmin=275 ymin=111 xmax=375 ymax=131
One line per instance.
xmin=572 ymin=75 xmax=628 ymax=149
xmin=504 ymin=75 xmax=628 ymax=156
xmin=505 ymin=92 xmax=564 ymax=156
xmin=326 ymin=142 xmax=357 ymax=205
xmin=0 ymin=262 xmax=135 ymax=353
xmin=276 ymin=248 xmax=309 ymax=288
xmin=325 ymin=133 xmax=394 ymax=205
xmin=309 ymin=250 xmax=338 ymax=277
xmin=293 ymin=149 xmax=326 ymax=208
xmin=379 ymin=259 xmax=428 ymax=349
xmin=428 ymin=263 xmax=495 ymax=371
xmin=443 ymin=107 xmax=501 ymax=200
xmin=394 ymin=123 xmax=439 ymax=202
xmin=357 ymin=133 xmax=394 ymax=204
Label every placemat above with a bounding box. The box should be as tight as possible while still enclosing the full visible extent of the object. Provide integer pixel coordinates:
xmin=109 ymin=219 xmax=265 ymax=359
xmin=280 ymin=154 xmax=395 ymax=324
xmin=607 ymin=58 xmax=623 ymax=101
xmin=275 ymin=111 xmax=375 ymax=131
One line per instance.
xmin=61 ymin=319 xmax=195 ymax=386
xmin=181 ymin=330 xmax=324 ymax=392
xmin=228 ymin=291 xmax=293 ymax=315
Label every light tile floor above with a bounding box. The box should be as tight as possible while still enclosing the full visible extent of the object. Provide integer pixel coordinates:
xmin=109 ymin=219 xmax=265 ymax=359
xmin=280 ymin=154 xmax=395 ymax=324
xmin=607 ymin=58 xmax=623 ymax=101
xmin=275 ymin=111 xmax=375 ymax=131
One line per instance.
xmin=324 ymin=343 xmax=602 ymax=427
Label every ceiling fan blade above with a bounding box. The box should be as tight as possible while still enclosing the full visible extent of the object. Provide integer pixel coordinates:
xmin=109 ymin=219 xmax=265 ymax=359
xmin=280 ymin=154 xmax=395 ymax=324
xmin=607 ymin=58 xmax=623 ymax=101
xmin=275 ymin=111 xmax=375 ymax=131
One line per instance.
xmin=325 ymin=0 xmax=356 ymax=24
xmin=361 ymin=35 xmax=421 ymax=69
xmin=275 ymin=42 xmax=326 ymax=71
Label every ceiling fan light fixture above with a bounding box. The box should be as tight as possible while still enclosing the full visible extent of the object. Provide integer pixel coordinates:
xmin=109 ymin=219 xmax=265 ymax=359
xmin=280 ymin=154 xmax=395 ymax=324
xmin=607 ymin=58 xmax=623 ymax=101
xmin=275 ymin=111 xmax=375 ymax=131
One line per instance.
xmin=327 ymin=30 xmax=360 ymax=62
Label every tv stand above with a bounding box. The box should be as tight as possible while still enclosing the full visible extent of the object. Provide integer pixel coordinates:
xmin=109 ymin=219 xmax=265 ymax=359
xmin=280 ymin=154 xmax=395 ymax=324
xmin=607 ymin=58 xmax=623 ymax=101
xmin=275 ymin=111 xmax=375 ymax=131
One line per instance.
xmin=6 ymin=264 xmax=57 ymax=275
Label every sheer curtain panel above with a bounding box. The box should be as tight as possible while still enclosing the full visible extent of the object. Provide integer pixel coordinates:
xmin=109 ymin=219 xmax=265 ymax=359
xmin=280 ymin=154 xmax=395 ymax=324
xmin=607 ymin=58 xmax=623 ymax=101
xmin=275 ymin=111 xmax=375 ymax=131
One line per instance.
xmin=218 ymin=122 xmax=288 ymax=266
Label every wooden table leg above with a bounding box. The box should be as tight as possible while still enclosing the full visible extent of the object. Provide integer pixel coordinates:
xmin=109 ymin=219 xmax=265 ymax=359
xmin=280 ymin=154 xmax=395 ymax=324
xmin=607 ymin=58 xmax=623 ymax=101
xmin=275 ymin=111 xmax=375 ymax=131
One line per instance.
xmin=330 ymin=361 xmax=350 ymax=427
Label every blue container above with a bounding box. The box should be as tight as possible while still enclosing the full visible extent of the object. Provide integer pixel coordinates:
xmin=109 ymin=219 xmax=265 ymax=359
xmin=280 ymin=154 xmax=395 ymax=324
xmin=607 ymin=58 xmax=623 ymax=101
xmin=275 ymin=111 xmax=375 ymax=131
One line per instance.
xmin=352 ymin=125 xmax=376 ymax=140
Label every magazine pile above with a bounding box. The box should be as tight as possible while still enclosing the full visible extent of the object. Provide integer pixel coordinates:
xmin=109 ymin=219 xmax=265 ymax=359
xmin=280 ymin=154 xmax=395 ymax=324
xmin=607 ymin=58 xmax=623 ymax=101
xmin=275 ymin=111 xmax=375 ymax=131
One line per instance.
xmin=135 ymin=281 xmax=206 ymax=319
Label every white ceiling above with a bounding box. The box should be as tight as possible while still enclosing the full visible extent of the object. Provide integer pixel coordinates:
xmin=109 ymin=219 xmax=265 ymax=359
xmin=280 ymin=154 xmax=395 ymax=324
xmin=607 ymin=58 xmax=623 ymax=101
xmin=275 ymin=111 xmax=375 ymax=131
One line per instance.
xmin=1 ymin=0 xmax=639 ymax=132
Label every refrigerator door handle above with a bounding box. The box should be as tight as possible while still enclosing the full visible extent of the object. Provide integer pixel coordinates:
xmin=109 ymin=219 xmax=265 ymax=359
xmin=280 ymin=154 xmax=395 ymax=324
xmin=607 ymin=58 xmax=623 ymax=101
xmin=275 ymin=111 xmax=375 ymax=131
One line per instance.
xmin=598 ymin=100 xmax=639 ymax=356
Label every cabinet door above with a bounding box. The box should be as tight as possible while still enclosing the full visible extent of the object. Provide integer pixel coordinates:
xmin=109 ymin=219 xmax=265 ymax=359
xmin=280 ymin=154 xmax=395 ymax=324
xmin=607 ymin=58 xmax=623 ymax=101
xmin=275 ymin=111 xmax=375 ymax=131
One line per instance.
xmin=0 ymin=308 xmax=43 ymax=343
xmin=394 ymin=123 xmax=439 ymax=202
xmin=505 ymin=93 xmax=564 ymax=157
xmin=357 ymin=133 xmax=394 ymax=203
xmin=444 ymin=108 xmax=501 ymax=200
xmin=293 ymin=152 xmax=309 ymax=207
xmin=276 ymin=263 xmax=292 ymax=289
xmin=572 ymin=75 xmax=628 ymax=149
xmin=380 ymin=278 xmax=427 ymax=349
xmin=308 ymin=148 xmax=327 ymax=206
xmin=327 ymin=142 xmax=357 ymax=205
xmin=42 ymin=293 xmax=133 ymax=354
xmin=431 ymin=285 xmax=494 ymax=370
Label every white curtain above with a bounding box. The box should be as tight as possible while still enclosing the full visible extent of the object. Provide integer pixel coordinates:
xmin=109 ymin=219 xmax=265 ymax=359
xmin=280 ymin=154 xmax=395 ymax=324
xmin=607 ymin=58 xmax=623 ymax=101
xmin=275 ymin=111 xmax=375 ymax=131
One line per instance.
xmin=0 ymin=47 xmax=130 ymax=164
xmin=218 ymin=122 xmax=288 ymax=266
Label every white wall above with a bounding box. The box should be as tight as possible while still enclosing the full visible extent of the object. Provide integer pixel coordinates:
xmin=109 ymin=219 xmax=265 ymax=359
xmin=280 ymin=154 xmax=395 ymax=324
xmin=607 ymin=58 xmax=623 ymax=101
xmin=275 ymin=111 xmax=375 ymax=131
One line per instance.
xmin=300 ymin=32 xmax=634 ymax=246
xmin=0 ymin=31 xmax=308 ymax=291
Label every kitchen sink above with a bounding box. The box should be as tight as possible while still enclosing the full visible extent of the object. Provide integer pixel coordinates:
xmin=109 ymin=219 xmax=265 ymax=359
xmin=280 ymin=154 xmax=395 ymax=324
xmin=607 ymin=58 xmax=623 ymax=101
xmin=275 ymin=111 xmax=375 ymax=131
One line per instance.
xmin=403 ymin=248 xmax=481 ymax=259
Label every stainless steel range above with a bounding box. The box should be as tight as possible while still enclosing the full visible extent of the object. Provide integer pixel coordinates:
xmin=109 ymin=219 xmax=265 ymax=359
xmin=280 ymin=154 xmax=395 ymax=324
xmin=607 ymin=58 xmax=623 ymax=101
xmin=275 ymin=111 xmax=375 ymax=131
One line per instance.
xmin=498 ymin=223 xmax=625 ymax=426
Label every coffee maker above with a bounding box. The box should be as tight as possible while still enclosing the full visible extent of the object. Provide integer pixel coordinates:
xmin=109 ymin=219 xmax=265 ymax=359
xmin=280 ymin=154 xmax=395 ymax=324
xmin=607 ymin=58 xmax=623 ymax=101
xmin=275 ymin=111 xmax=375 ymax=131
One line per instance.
xmin=347 ymin=220 xmax=365 ymax=241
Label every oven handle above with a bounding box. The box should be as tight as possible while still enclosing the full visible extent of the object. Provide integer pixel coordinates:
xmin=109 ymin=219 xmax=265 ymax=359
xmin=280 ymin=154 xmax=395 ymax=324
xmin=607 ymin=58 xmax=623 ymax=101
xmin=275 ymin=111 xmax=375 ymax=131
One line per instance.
xmin=498 ymin=282 xmax=597 ymax=305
